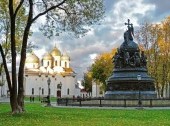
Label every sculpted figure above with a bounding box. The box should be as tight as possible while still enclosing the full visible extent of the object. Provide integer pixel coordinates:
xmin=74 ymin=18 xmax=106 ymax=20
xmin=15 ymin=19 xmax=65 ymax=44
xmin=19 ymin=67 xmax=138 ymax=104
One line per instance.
xmin=113 ymin=51 xmax=123 ymax=68
xmin=124 ymin=51 xmax=130 ymax=66
xmin=141 ymin=51 xmax=147 ymax=67
xmin=133 ymin=52 xmax=141 ymax=67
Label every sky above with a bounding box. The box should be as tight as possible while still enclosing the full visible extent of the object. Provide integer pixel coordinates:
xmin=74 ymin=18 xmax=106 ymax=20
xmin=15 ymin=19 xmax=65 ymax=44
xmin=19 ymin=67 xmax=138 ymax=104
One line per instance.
xmin=29 ymin=0 xmax=170 ymax=81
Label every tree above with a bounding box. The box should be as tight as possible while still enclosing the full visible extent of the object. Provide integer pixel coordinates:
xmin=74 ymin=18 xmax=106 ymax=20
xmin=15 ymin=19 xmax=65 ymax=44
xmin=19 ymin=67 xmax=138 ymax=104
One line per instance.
xmin=82 ymin=72 xmax=92 ymax=93
xmin=136 ymin=16 xmax=170 ymax=97
xmin=90 ymin=49 xmax=116 ymax=91
xmin=0 ymin=0 xmax=104 ymax=113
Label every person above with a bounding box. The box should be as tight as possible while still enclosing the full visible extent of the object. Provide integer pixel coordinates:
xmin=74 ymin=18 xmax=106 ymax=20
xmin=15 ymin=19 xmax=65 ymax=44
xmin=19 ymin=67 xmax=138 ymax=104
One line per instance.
xmin=32 ymin=96 xmax=34 ymax=102
xmin=30 ymin=96 xmax=32 ymax=102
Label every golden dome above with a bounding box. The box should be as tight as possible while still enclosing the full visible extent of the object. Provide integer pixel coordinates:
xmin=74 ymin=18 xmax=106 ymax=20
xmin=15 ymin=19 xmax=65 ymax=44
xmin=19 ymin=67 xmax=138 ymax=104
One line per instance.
xmin=61 ymin=53 xmax=70 ymax=61
xmin=51 ymin=47 xmax=61 ymax=56
xmin=26 ymin=52 xmax=39 ymax=63
xmin=43 ymin=52 xmax=53 ymax=60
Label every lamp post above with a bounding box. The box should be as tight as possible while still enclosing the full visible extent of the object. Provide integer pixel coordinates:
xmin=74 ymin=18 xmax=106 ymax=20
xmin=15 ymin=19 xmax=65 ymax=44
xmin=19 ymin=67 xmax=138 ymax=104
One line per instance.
xmin=47 ymin=77 xmax=51 ymax=106
xmin=59 ymin=82 xmax=62 ymax=90
xmin=137 ymin=74 xmax=142 ymax=107
xmin=39 ymin=87 xmax=41 ymax=101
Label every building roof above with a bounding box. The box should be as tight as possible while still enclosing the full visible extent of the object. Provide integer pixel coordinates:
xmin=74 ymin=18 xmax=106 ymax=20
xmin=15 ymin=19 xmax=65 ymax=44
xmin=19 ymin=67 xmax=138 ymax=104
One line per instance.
xmin=26 ymin=52 xmax=39 ymax=63
xmin=51 ymin=47 xmax=61 ymax=56
xmin=43 ymin=52 xmax=53 ymax=60
xmin=61 ymin=53 xmax=70 ymax=61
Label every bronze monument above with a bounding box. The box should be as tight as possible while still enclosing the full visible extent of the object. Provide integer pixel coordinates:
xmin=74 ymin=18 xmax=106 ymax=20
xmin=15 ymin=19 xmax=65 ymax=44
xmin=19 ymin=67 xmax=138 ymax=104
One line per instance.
xmin=105 ymin=19 xmax=157 ymax=99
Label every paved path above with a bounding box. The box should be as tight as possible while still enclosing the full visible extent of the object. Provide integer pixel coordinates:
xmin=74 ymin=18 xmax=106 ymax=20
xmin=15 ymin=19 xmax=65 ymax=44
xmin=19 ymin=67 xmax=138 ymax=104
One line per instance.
xmin=0 ymin=97 xmax=10 ymax=103
xmin=52 ymin=103 xmax=170 ymax=110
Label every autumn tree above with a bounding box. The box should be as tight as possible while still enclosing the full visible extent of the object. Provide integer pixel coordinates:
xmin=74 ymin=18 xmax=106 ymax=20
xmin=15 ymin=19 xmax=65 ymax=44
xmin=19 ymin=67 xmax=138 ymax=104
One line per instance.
xmin=90 ymin=49 xmax=116 ymax=91
xmin=0 ymin=0 xmax=104 ymax=113
xmin=136 ymin=16 xmax=170 ymax=97
xmin=158 ymin=16 xmax=170 ymax=97
xmin=81 ymin=72 xmax=92 ymax=93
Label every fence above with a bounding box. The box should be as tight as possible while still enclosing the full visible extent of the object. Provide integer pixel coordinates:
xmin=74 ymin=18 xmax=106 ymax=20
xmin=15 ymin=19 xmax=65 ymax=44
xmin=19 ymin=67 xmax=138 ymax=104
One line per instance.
xmin=57 ymin=97 xmax=170 ymax=107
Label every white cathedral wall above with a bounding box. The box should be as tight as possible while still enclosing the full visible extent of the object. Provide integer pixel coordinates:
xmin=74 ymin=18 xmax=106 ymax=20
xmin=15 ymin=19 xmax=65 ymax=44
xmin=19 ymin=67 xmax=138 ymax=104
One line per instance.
xmin=43 ymin=60 xmax=52 ymax=67
xmin=61 ymin=60 xmax=69 ymax=68
xmin=60 ymin=76 xmax=79 ymax=98
xmin=92 ymin=81 xmax=102 ymax=97
xmin=25 ymin=63 xmax=39 ymax=69
xmin=24 ymin=74 xmax=80 ymax=98
xmin=53 ymin=56 xmax=61 ymax=67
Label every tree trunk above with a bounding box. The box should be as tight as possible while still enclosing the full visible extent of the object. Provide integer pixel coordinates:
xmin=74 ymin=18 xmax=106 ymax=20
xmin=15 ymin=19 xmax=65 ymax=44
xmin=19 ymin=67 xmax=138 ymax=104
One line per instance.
xmin=17 ymin=0 xmax=33 ymax=110
xmin=17 ymin=90 xmax=25 ymax=111
xmin=10 ymin=90 xmax=21 ymax=114
xmin=9 ymin=0 xmax=21 ymax=113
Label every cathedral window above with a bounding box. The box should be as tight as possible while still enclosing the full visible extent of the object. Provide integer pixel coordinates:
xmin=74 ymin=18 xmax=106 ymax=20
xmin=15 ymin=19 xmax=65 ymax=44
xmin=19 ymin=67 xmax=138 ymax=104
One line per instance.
xmin=32 ymin=88 xmax=34 ymax=95
xmin=67 ymin=88 xmax=69 ymax=95
xmin=65 ymin=62 xmax=67 ymax=68
xmin=42 ymin=88 xmax=44 ymax=95
xmin=55 ymin=61 xmax=57 ymax=66
xmin=41 ymin=59 xmax=43 ymax=66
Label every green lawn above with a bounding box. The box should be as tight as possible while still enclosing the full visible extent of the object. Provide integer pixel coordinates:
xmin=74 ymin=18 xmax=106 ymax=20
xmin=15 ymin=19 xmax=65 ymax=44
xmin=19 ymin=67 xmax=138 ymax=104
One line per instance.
xmin=0 ymin=103 xmax=170 ymax=126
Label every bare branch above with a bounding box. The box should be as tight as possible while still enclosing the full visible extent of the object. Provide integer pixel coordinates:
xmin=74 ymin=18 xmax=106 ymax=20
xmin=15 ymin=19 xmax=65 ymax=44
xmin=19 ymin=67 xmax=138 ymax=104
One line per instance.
xmin=42 ymin=0 xmax=48 ymax=10
xmin=57 ymin=6 xmax=76 ymax=15
xmin=31 ymin=0 xmax=67 ymax=23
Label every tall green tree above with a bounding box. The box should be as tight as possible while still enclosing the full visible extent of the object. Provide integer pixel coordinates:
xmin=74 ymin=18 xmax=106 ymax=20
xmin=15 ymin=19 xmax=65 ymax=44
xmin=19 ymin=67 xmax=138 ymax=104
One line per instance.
xmin=0 ymin=0 xmax=104 ymax=113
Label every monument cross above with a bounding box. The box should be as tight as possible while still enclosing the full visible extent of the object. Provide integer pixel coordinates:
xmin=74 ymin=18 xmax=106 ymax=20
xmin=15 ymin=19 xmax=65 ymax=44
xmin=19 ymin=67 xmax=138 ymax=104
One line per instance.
xmin=125 ymin=19 xmax=133 ymax=30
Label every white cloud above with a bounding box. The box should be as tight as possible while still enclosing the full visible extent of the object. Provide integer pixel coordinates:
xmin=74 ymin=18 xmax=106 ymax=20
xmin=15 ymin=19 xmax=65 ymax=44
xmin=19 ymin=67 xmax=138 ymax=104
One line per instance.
xmin=28 ymin=0 xmax=170 ymax=80
xmin=89 ymin=53 xmax=97 ymax=60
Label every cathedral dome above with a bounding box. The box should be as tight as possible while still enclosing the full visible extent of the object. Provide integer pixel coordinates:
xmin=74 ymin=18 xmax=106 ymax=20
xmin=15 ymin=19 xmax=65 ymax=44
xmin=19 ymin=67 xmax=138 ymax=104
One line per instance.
xmin=61 ymin=53 xmax=70 ymax=61
xmin=26 ymin=52 xmax=39 ymax=63
xmin=51 ymin=47 xmax=61 ymax=56
xmin=43 ymin=53 xmax=53 ymax=60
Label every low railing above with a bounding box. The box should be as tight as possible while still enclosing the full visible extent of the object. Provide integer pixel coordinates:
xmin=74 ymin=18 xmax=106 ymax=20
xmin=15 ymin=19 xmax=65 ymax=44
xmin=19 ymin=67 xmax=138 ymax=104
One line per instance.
xmin=57 ymin=97 xmax=170 ymax=107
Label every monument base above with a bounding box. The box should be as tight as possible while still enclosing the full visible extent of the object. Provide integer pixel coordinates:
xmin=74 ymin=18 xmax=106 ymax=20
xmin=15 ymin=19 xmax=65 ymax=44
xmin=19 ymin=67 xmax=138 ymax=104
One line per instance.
xmin=105 ymin=91 xmax=157 ymax=99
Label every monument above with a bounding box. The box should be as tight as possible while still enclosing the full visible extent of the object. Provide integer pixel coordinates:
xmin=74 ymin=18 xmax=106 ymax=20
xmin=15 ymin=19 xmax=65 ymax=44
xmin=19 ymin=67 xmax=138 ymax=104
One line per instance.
xmin=105 ymin=19 xmax=157 ymax=99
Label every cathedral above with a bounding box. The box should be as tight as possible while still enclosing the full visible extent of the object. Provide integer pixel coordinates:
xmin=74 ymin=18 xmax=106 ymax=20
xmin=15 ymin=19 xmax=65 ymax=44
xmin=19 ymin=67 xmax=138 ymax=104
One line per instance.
xmin=1 ymin=46 xmax=80 ymax=98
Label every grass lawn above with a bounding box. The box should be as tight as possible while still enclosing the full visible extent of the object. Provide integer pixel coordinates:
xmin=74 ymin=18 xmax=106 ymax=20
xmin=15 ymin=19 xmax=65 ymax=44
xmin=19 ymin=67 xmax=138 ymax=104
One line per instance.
xmin=0 ymin=103 xmax=170 ymax=126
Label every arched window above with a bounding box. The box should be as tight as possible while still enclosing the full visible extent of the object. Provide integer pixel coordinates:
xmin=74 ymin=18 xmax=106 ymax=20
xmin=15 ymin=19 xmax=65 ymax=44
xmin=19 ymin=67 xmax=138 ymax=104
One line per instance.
xmin=55 ymin=61 xmax=57 ymax=66
xmin=32 ymin=88 xmax=34 ymax=95
xmin=41 ymin=59 xmax=43 ymax=66
xmin=42 ymin=88 xmax=44 ymax=95
xmin=65 ymin=62 xmax=67 ymax=68
xmin=67 ymin=88 xmax=69 ymax=95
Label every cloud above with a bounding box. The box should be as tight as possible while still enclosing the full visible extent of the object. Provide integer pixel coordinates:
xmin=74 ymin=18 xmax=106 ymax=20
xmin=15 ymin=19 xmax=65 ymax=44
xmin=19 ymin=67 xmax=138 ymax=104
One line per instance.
xmin=28 ymin=0 xmax=170 ymax=80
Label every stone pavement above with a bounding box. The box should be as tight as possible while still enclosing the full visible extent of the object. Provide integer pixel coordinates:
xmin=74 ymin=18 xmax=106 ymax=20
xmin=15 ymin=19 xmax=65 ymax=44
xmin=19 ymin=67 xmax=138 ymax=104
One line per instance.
xmin=52 ymin=103 xmax=170 ymax=110
xmin=0 ymin=97 xmax=10 ymax=103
